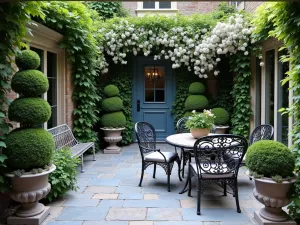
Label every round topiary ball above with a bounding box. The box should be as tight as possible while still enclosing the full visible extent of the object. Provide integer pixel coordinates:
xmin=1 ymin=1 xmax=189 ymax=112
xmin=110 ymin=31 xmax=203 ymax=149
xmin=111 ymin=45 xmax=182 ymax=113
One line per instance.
xmin=100 ymin=111 xmax=126 ymax=128
xmin=103 ymin=85 xmax=119 ymax=97
xmin=189 ymin=82 xmax=205 ymax=94
xmin=8 ymin=98 xmax=51 ymax=125
xmin=3 ymin=128 xmax=54 ymax=170
xmin=211 ymin=108 xmax=230 ymax=125
xmin=246 ymin=140 xmax=295 ymax=178
xmin=15 ymin=50 xmax=40 ymax=70
xmin=185 ymin=95 xmax=209 ymax=111
xmin=102 ymin=97 xmax=123 ymax=112
xmin=11 ymin=70 xmax=49 ymax=97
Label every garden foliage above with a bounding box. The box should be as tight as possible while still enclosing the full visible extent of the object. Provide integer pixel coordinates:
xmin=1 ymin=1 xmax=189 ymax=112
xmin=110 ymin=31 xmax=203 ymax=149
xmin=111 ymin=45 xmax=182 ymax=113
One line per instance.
xmin=46 ymin=148 xmax=80 ymax=202
xmin=211 ymin=108 xmax=229 ymax=125
xmin=87 ymin=2 xmax=129 ymax=20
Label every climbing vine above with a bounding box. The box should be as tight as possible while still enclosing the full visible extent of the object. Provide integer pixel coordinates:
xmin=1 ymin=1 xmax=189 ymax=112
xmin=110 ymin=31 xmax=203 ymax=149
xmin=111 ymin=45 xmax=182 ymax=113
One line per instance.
xmin=0 ymin=1 xmax=44 ymax=192
xmin=39 ymin=2 xmax=102 ymax=143
xmin=252 ymin=2 xmax=300 ymax=220
xmin=87 ymin=2 xmax=129 ymax=20
xmin=229 ymin=51 xmax=252 ymax=137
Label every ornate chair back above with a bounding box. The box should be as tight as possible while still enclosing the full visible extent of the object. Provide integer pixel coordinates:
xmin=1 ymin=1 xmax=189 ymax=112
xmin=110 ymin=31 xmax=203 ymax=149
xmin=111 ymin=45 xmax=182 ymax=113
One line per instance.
xmin=176 ymin=117 xmax=189 ymax=133
xmin=250 ymin=124 xmax=274 ymax=145
xmin=193 ymin=135 xmax=248 ymax=177
xmin=135 ymin=122 xmax=157 ymax=158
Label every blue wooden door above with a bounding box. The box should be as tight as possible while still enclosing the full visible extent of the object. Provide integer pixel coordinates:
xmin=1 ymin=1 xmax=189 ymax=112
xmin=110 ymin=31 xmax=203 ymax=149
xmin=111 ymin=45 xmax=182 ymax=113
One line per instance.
xmin=133 ymin=57 xmax=175 ymax=141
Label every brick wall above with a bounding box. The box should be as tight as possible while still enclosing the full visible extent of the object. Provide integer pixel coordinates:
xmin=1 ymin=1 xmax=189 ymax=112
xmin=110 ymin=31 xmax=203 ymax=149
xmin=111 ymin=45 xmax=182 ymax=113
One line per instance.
xmin=244 ymin=1 xmax=264 ymax=13
xmin=65 ymin=59 xmax=74 ymax=128
xmin=122 ymin=1 xmax=221 ymax=16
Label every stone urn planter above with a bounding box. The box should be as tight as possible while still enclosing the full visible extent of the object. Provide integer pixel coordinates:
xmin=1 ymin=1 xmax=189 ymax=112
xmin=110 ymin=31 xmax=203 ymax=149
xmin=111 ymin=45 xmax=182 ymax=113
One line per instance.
xmin=215 ymin=125 xmax=229 ymax=134
xmin=190 ymin=128 xmax=210 ymax=139
xmin=101 ymin=128 xmax=125 ymax=154
xmin=5 ymin=165 xmax=56 ymax=218
xmin=253 ymin=177 xmax=296 ymax=222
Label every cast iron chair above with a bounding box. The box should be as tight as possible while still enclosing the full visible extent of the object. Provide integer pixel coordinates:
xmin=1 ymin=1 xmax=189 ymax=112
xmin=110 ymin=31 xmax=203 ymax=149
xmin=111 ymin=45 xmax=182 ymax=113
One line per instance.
xmin=135 ymin=122 xmax=182 ymax=192
xmin=176 ymin=117 xmax=217 ymax=178
xmin=250 ymin=124 xmax=274 ymax=145
xmin=187 ymin=134 xmax=248 ymax=215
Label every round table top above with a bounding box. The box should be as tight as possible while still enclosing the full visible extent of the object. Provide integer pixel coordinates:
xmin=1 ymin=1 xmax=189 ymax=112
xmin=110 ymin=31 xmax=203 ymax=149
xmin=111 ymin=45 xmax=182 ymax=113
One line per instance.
xmin=166 ymin=133 xmax=216 ymax=149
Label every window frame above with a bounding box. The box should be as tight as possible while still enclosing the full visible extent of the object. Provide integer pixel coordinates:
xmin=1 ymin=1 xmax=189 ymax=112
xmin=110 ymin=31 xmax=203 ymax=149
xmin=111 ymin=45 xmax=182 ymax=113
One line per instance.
xmin=137 ymin=1 xmax=177 ymax=11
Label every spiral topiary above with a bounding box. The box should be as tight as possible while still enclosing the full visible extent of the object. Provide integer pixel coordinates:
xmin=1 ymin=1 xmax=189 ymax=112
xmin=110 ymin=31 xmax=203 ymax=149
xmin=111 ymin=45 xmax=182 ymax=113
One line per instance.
xmin=211 ymin=108 xmax=230 ymax=125
xmin=100 ymin=84 xmax=126 ymax=128
xmin=185 ymin=95 xmax=209 ymax=111
xmin=189 ymin=82 xmax=205 ymax=94
xmin=3 ymin=128 xmax=54 ymax=170
xmin=246 ymin=140 xmax=295 ymax=178
xmin=103 ymin=84 xmax=120 ymax=97
xmin=11 ymin=70 xmax=49 ymax=96
xmin=15 ymin=50 xmax=40 ymax=70
xmin=4 ymin=50 xmax=54 ymax=170
xmin=184 ymin=82 xmax=209 ymax=114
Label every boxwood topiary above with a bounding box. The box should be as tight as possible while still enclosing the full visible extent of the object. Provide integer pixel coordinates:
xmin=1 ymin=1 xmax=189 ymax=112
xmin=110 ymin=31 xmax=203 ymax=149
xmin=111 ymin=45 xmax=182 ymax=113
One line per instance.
xmin=8 ymin=98 xmax=51 ymax=125
xmin=185 ymin=95 xmax=209 ymax=111
xmin=11 ymin=70 xmax=49 ymax=97
xmin=3 ymin=128 xmax=54 ymax=170
xmin=101 ymin=96 xmax=123 ymax=112
xmin=246 ymin=140 xmax=295 ymax=178
xmin=104 ymin=84 xmax=119 ymax=97
xmin=211 ymin=108 xmax=230 ymax=125
xmin=189 ymin=82 xmax=205 ymax=94
xmin=100 ymin=111 xmax=126 ymax=128
xmin=15 ymin=50 xmax=40 ymax=70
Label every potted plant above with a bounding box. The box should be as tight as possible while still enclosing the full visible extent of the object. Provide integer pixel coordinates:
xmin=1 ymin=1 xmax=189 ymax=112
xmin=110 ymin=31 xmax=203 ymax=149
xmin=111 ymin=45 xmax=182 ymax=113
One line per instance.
xmin=186 ymin=110 xmax=215 ymax=138
xmin=211 ymin=107 xmax=230 ymax=134
xmin=100 ymin=84 xmax=126 ymax=154
xmin=3 ymin=50 xmax=55 ymax=222
xmin=184 ymin=82 xmax=209 ymax=117
xmin=246 ymin=140 xmax=296 ymax=223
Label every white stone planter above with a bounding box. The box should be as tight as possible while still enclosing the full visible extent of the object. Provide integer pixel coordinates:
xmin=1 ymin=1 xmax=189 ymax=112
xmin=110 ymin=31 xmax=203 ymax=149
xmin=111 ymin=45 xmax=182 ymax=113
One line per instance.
xmin=5 ymin=165 xmax=56 ymax=224
xmin=253 ymin=177 xmax=296 ymax=223
xmin=215 ymin=125 xmax=229 ymax=134
xmin=101 ymin=127 xmax=125 ymax=154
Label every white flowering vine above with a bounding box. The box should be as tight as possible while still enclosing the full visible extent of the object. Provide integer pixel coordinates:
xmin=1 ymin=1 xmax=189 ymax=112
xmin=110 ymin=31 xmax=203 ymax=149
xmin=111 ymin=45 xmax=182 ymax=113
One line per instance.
xmin=97 ymin=13 xmax=254 ymax=78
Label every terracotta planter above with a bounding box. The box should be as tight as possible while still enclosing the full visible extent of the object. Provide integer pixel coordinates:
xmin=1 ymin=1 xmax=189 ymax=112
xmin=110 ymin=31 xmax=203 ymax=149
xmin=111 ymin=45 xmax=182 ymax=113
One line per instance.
xmin=101 ymin=127 xmax=125 ymax=154
xmin=190 ymin=128 xmax=210 ymax=139
xmin=5 ymin=165 xmax=56 ymax=218
xmin=253 ymin=177 xmax=296 ymax=222
xmin=215 ymin=126 xmax=229 ymax=134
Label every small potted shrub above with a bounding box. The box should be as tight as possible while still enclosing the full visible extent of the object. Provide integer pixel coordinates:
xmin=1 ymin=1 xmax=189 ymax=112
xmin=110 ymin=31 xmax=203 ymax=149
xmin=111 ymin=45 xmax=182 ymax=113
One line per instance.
xmin=246 ymin=140 xmax=296 ymax=223
xmin=186 ymin=110 xmax=215 ymax=138
xmin=3 ymin=50 xmax=55 ymax=220
xmin=100 ymin=84 xmax=126 ymax=154
xmin=211 ymin=108 xmax=230 ymax=134
xmin=184 ymin=82 xmax=209 ymax=117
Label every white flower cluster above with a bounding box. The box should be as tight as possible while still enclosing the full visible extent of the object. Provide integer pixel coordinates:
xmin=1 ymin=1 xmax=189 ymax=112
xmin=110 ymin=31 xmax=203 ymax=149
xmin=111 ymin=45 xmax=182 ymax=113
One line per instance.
xmin=98 ymin=14 xmax=254 ymax=78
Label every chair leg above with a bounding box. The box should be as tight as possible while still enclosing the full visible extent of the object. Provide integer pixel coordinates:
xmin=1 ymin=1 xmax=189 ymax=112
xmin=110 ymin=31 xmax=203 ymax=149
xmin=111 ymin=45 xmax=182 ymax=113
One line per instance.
xmin=223 ymin=181 xmax=227 ymax=196
xmin=153 ymin=163 xmax=156 ymax=178
xmin=197 ymin=179 xmax=201 ymax=215
xmin=234 ymin=179 xmax=241 ymax=213
xmin=92 ymin=145 xmax=96 ymax=161
xmin=176 ymin=157 xmax=182 ymax=181
xmin=81 ymin=155 xmax=85 ymax=173
xmin=167 ymin=163 xmax=171 ymax=192
xmin=139 ymin=163 xmax=145 ymax=187
xmin=188 ymin=166 xmax=192 ymax=197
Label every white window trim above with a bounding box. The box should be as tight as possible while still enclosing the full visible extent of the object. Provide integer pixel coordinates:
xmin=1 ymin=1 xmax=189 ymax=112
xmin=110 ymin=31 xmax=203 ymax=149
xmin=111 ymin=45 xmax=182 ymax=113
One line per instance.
xmin=136 ymin=1 xmax=178 ymax=12
xmin=27 ymin=22 xmax=66 ymax=129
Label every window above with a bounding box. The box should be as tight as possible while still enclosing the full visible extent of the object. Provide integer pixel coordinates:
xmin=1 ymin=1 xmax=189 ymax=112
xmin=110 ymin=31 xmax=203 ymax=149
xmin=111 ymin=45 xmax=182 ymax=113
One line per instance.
xmin=144 ymin=66 xmax=165 ymax=103
xmin=159 ymin=1 xmax=171 ymax=9
xmin=229 ymin=1 xmax=241 ymax=8
xmin=143 ymin=1 xmax=155 ymax=9
xmin=140 ymin=1 xmax=174 ymax=10
xmin=30 ymin=47 xmax=59 ymax=129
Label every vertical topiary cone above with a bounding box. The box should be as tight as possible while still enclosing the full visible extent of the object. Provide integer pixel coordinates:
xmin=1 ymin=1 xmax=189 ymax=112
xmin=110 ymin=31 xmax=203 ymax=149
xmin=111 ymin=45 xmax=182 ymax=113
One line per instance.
xmin=100 ymin=84 xmax=126 ymax=128
xmin=3 ymin=50 xmax=54 ymax=170
xmin=184 ymin=82 xmax=209 ymax=117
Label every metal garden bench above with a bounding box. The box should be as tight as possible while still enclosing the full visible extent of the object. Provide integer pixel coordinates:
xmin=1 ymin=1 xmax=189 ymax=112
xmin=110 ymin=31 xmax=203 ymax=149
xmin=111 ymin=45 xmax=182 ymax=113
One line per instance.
xmin=48 ymin=124 xmax=96 ymax=173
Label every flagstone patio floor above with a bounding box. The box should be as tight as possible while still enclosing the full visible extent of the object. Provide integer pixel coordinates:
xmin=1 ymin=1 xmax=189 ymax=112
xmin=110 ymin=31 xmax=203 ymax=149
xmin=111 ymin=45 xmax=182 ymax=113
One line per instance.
xmin=43 ymin=143 xmax=261 ymax=225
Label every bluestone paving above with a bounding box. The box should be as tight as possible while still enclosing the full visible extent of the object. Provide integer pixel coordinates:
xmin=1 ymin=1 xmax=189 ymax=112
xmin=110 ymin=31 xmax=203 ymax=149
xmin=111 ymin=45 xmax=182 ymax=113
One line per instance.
xmin=45 ymin=144 xmax=257 ymax=225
